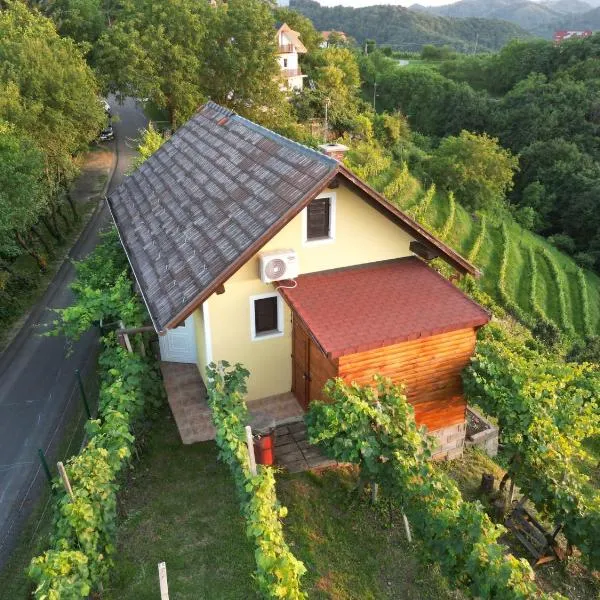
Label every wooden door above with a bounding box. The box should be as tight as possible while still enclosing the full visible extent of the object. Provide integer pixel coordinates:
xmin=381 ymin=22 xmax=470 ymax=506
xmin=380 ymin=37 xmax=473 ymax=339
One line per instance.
xmin=292 ymin=318 xmax=310 ymax=410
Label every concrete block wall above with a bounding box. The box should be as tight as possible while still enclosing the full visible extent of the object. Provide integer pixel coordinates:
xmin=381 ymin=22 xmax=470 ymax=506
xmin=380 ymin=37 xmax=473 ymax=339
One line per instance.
xmin=429 ymin=421 xmax=466 ymax=461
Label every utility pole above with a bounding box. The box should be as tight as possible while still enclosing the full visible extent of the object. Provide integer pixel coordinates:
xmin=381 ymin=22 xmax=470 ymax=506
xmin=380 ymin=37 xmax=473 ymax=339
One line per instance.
xmin=373 ymin=82 xmax=377 ymax=112
xmin=324 ymin=97 xmax=330 ymax=142
xmin=473 ymin=32 xmax=479 ymax=55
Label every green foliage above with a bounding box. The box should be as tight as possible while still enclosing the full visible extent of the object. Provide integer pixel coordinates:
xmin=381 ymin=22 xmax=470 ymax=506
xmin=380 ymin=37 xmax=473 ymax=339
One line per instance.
xmin=29 ymin=550 xmax=91 ymax=600
xmin=576 ymin=268 xmax=593 ymax=337
xmin=568 ymin=336 xmax=600 ymax=365
xmin=306 ymin=377 xmax=560 ymax=599
xmin=48 ymin=229 xmax=145 ymax=341
xmin=410 ymin=184 xmax=436 ymax=223
xmin=467 ymin=215 xmax=487 ymax=264
xmin=130 ymin=124 xmax=165 ymax=171
xmin=0 ymin=123 xmax=47 ymax=264
xmin=206 ymin=362 xmax=307 ymax=599
xmin=93 ymin=0 xmax=209 ymax=127
xmin=0 ymin=1 xmax=105 ymax=177
xmin=439 ymin=192 xmax=456 ymax=241
xmin=537 ymin=248 xmax=571 ymax=332
xmin=29 ymin=234 xmax=164 ymax=597
xmin=464 ymin=326 xmax=600 ymax=569
xmin=202 ymin=0 xmax=291 ymax=129
xmin=428 ymin=131 xmax=519 ymax=213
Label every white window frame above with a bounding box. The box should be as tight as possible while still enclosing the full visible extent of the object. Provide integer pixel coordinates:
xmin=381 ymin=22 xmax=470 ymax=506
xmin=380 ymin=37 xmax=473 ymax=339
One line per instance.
xmin=302 ymin=191 xmax=336 ymax=247
xmin=250 ymin=292 xmax=284 ymax=341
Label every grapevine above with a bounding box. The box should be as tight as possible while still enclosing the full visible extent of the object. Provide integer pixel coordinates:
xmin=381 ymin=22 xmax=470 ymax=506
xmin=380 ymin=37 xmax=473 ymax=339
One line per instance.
xmin=526 ymin=245 xmax=550 ymax=324
xmin=467 ymin=214 xmax=487 ymax=264
xmin=410 ymin=183 xmax=436 ymax=224
xmin=576 ymin=268 xmax=593 ymax=337
xmin=29 ymin=232 xmax=165 ymax=598
xmin=438 ymin=191 xmax=456 ymax=241
xmin=537 ymin=248 xmax=571 ymax=332
xmin=206 ymin=362 xmax=307 ymax=600
xmin=383 ymin=163 xmax=420 ymax=208
xmin=306 ymin=377 xmax=563 ymax=600
xmin=464 ymin=325 xmax=600 ymax=569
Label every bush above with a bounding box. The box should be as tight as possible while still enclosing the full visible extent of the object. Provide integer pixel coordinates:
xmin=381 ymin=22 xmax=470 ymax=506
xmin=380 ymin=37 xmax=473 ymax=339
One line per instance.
xmin=548 ymin=233 xmax=576 ymax=255
xmin=568 ymin=336 xmax=600 ymax=364
xmin=531 ymin=318 xmax=562 ymax=347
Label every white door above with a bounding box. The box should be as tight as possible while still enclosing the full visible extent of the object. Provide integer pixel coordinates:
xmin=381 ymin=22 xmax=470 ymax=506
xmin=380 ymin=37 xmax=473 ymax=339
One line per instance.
xmin=159 ymin=314 xmax=197 ymax=363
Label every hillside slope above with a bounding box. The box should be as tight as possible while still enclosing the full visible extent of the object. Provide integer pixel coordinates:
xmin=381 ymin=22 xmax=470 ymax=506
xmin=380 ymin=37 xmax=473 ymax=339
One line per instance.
xmin=374 ymin=167 xmax=600 ymax=338
xmin=412 ymin=0 xmax=599 ymax=34
xmin=290 ymin=0 xmax=531 ymax=52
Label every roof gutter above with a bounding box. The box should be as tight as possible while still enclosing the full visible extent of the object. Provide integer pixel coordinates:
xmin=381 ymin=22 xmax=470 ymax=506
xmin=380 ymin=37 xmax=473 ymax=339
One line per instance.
xmin=105 ymin=196 xmax=163 ymax=334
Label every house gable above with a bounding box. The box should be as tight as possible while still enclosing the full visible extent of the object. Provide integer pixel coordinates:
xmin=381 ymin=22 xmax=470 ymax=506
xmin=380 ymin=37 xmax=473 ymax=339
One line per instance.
xmin=202 ymin=179 xmax=420 ymax=400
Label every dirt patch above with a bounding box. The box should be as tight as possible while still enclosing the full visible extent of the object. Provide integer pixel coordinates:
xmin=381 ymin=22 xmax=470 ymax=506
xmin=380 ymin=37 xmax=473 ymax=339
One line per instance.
xmin=70 ymin=147 xmax=114 ymax=202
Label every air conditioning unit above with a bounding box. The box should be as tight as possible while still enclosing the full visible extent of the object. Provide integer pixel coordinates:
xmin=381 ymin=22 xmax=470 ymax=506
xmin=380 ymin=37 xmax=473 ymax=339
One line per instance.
xmin=259 ymin=249 xmax=299 ymax=283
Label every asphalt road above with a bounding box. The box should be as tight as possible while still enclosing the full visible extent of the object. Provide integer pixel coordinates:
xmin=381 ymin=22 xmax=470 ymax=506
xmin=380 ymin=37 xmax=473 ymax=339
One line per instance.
xmin=0 ymin=97 xmax=147 ymax=568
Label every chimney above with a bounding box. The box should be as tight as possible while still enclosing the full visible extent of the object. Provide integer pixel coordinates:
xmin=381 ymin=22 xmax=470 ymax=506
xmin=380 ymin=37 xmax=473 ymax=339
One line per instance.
xmin=318 ymin=143 xmax=349 ymax=162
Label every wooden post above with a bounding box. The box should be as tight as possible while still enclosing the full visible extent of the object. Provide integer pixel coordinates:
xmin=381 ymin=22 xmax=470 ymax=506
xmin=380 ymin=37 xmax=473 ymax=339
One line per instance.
xmin=158 ymin=562 xmax=169 ymax=600
xmin=57 ymin=462 xmax=74 ymax=499
xmin=402 ymin=512 xmax=412 ymax=543
xmin=119 ymin=321 xmax=133 ymax=353
xmin=245 ymin=425 xmax=257 ymax=476
xmin=371 ymin=482 xmax=379 ymax=504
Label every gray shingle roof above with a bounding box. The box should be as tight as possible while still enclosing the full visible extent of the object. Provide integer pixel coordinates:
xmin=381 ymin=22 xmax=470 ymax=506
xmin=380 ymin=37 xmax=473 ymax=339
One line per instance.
xmin=107 ymin=102 xmax=337 ymax=332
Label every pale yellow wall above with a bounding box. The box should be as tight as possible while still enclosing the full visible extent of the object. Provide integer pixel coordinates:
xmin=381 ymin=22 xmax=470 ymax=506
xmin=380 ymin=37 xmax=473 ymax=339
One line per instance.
xmin=194 ymin=307 xmax=208 ymax=379
xmin=200 ymin=181 xmax=416 ymax=401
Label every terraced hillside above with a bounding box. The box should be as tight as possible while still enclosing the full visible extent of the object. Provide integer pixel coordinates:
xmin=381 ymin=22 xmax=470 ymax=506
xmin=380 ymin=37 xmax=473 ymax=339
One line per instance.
xmin=378 ymin=168 xmax=600 ymax=338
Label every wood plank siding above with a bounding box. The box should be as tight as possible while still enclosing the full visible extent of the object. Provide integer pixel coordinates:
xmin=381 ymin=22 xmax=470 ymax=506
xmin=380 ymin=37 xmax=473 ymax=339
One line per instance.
xmin=337 ymin=328 xmax=477 ymax=431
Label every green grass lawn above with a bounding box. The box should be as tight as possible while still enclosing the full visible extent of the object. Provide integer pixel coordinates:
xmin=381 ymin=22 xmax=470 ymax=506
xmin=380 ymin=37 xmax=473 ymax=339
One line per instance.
xmin=106 ymin=409 xmax=258 ymax=600
xmin=278 ymin=468 xmax=460 ymax=600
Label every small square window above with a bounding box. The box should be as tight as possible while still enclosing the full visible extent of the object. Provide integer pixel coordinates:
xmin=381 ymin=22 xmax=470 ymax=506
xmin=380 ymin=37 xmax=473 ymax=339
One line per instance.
xmin=251 ymin=294 xmax=283 ymax=340
xmin=306 ymin=197 xmax=331 ymax=240
xmin=283 ymin=58 xmax=288 ymax=68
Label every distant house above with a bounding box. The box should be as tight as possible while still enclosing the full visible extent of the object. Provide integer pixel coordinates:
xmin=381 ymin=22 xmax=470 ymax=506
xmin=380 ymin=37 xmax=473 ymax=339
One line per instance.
xmin=320 ymin=30 xmax=348 ymax=48
xmin=108 ymin=103 xmax=489 ymax=459
xmin=275 ymin=23 xmax=307 ymax=92
xmin=554 ymin=30 xmax=593 ymax=43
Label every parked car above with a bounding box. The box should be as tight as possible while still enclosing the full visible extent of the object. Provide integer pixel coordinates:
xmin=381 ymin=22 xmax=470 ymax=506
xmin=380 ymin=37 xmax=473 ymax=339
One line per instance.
xmin=99 ymin=97 xmax=112 ymax=117
xmin=98 ymin=124 xmax=114 ymax=142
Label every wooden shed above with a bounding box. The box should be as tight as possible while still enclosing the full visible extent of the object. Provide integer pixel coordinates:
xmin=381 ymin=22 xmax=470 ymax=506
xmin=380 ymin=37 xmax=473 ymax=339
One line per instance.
xmin=280 ymin=258 xmax=490 ymax=458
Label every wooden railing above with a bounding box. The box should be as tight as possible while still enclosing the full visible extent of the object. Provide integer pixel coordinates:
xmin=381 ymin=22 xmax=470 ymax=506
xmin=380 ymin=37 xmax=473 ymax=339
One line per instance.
xmin=278 ymin=44 xmax=296 ymax=53
xmin=281 ymin=68 xmax=303 ymax=78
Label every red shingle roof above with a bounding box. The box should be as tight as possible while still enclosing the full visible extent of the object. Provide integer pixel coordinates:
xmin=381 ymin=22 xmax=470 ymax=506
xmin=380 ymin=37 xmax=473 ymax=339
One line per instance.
xmin=278 ymin=258 xmax=490 ymax=359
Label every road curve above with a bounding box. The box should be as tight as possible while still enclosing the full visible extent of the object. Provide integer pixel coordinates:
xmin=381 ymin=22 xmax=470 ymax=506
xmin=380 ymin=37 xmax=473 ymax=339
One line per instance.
xmin=0 ymin=97 xmax=147 ymax=568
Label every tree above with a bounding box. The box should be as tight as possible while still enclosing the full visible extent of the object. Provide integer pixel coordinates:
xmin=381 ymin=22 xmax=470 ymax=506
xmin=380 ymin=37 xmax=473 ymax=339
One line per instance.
xmin=0 ymin=123 xmax=48 ymax=270
xmin=94 ymin=0 xmax=208 ymax=127
xmin=428 ymin=131 xmax=518 ymax=212
xmin=0 ymin=2 xmax=105 ymax=177
xmin=201 ymin=0 xmax=290 ymax=128
xmin=44 ymin=0 xmax=108 ymax=45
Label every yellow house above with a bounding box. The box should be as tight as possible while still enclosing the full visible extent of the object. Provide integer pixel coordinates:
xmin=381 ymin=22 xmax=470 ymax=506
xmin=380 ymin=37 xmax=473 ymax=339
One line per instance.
xmin=108 ymin=102 xmax=489 ymax=458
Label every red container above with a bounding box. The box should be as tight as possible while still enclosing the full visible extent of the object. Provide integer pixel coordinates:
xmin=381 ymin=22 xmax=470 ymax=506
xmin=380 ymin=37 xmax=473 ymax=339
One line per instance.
xmin=254 ymin=432 xmax=274 ymax=466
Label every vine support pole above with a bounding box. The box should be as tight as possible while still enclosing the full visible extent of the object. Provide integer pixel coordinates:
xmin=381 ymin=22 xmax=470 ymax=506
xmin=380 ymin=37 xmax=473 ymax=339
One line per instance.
xmin=371 ymin=482 xmax=379 ymax=504
xmin=402 ymin=512 xmax=412 ymax=543
xmin=57 ymin=462 xmax=74 ymax=500
xmin=245 ymin=425 xmax=257 ymax=476
xmin=158 ymin=562 xmax=170 ymax=600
